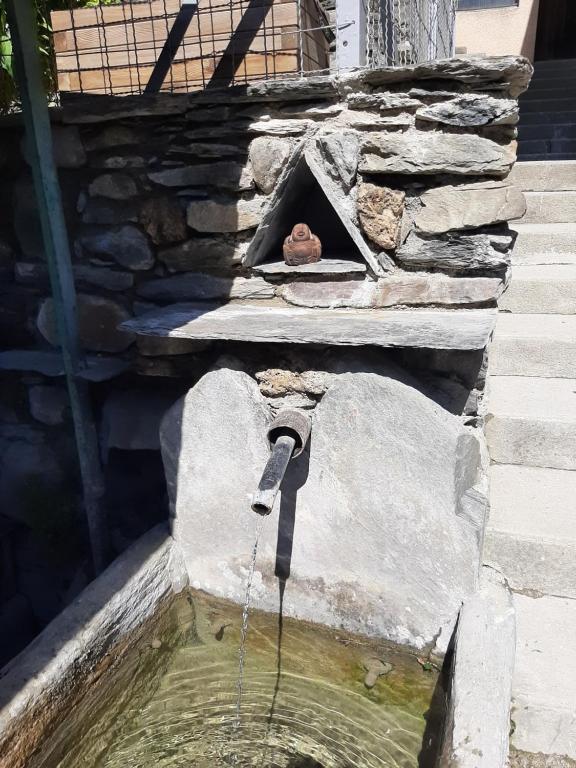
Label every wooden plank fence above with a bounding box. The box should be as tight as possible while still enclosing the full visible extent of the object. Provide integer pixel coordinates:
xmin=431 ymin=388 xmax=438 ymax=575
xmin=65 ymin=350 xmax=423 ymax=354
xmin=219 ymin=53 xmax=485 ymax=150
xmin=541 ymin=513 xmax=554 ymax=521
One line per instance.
xmin=51 ymin=0 xmax=330 ymax=95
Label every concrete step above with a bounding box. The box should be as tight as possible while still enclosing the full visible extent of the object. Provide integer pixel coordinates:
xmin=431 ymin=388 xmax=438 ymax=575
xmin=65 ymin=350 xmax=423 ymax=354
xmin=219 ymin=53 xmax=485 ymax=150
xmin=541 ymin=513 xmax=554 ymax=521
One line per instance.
xmin=522 ymin=191 xmax=576 ymax=223
xmin=499 ymin=265 xmax=576 ymax=314
xmin=522 ymin=83 xmax=576 ymax=99
xmin=486 ymin=376 xmax=576 ymax=470
xmin=531 ymin=58 xmax=576 ymax=74
xmin=518 ymin=124 xmax=576 ymax=141
xmin=520 ymin=97 xmax=576 ymax=113
xmin=507 ymin=161 xmax=576 ymax=192
xmin=529 ymin=71 xmax=576 ymax=85
xmin=520 ymin=110 xmax=576 ymax=126
xmin=484 ymin=464 xmax=576 ymax=598
xmin=518 ymin=139 xmax=576 ymax=158
xmin=511 ymin=593 xmax=576 ymax=759
xmin=517 ymin=153 xmax=576 ymax=162
xmin=511 ymin=223 xmax=576 ymax=265
xmin=490 ymin=314 xmax=576 ymax=377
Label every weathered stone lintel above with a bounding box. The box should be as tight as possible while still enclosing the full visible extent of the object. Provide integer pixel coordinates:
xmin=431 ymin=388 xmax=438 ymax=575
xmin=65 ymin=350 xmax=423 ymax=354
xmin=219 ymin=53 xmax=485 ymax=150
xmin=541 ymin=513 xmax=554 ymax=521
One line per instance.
xmin=61 ymin=92 xmax=190 ymax=124
xmin=122 ymin=302 xmax=498 ymax=350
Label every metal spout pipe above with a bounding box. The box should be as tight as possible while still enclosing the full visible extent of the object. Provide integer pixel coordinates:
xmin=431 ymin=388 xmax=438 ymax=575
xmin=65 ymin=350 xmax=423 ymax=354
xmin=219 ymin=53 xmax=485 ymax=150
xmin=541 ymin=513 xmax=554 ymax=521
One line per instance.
xmin=251 ymin=434 xmax=296 ymax=515
xmin=251 ymin=409 xmax=311 ymax=515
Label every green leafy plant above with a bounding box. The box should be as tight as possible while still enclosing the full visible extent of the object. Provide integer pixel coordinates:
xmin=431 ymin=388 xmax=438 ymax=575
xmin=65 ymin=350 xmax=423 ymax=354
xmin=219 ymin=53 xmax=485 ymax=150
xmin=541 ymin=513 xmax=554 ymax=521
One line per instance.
xmin=82 ymin=0 xmax=120 ymax=6
xmin=0 ymin=5 xmax=16 ymax=109
xmin=0 ymin=0 xmax=121 ymax=112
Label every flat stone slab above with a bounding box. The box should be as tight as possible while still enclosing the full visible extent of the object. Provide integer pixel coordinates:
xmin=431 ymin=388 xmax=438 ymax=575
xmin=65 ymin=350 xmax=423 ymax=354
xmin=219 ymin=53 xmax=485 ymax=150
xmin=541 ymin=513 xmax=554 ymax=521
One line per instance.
xmin=512 ymin=593 xmax=576 ymax=759
xmin=490 ymin=313 xmax=576 ymax=378
xmin=414 ymin=181 xmax=526 ymax=234
xmin=498 ymin=265 xmax=576 ymax=314
xmin=252 ymin=259 xmax=366 ymax=277
xmin=122 ymin=302 xmax=498 ymax=350
xmin=279 ymin=275 xmax=503 ymax=308
xmin=507 ymin=159 xmax=576 ymax=192
xmin=484 ymin=464 xmax=576 ymax=598
xmin=340 ymin=55 xmax=532 ymax=97
xmin=441 ymin=570 xmax=515 ymax=768
xmin=397 ymin=231 xmax=512 ymax=273
xmin=511 ymin=223 xmax=576 ymax=265
xmin=162 ymin=370 xmax=485 ymax=649
xmin=360 ymin=131 xmax=514 ymax=176
xmin=486 ymin=375 xmax=576 ymax=470
xmin=416 ymin=94 xmax=518 ymax=127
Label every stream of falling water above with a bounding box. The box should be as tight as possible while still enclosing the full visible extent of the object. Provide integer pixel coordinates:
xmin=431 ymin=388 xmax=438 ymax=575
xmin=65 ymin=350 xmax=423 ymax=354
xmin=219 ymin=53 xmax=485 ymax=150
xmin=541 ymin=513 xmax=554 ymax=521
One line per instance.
xmin=232 ymin=515 xmax=268 ymax=747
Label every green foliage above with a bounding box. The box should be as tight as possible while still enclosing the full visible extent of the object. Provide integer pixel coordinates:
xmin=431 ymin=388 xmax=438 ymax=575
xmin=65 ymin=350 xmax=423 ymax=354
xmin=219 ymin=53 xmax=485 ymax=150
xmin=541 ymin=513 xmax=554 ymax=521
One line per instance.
xmin=0 ymin=4 xmax=15 ymax=109
xmin=82 ymin=0 xmax=120 ymax=6
xmin=0 ymin=0 xmax=121 ymax=112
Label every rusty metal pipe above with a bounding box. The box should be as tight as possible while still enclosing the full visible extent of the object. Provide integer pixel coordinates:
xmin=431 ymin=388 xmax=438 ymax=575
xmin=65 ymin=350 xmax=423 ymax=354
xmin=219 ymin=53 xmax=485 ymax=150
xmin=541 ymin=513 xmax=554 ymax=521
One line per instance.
xmin=251 ymin=435 xmax=296 ymax=516
xmin=251 ymin=409 xmax=311 ymax=515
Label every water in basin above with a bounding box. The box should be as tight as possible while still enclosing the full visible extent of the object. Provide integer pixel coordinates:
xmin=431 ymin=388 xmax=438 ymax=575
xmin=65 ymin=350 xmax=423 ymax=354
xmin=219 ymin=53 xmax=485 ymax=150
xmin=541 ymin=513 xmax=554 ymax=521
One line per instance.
xmin=33 ymin=590 xmax=445 ymax=768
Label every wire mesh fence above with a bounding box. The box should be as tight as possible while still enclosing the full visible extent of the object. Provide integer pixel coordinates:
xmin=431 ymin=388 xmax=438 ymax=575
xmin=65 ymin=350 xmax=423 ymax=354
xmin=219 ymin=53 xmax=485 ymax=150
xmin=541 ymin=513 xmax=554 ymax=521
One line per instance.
xmin=0 ymin=0 xmax=459 ymax=110
xmin=367 ymin=0 xmax=458 ymax=68
xmin=50 ymin=0 xmax=331 ymax=96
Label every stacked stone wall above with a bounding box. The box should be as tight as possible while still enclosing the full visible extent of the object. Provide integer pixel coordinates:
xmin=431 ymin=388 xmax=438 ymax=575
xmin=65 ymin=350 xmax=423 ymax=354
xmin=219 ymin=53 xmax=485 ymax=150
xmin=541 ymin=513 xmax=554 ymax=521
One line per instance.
xmin=0 ymin=55 xmax=531 ymax=661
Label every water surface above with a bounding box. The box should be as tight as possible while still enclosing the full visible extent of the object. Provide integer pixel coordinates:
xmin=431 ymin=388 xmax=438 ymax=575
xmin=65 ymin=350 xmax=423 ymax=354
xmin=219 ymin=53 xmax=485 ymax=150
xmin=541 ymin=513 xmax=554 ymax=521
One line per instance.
xmin=34 ymin=590 xmax=445 ymax=768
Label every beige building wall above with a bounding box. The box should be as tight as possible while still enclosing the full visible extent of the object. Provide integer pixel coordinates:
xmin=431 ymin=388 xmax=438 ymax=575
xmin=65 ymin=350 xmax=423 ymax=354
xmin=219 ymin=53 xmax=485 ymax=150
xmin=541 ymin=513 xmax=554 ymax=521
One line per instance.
xmin=455 ymin=0 xmax=540 ymax=61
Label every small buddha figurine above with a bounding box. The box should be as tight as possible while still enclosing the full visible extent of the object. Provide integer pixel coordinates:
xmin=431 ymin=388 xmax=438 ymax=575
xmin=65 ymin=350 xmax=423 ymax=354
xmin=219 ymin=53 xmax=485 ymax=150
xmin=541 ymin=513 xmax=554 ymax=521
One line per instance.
xmin=283 ymin=223 xmax=322 ymax=266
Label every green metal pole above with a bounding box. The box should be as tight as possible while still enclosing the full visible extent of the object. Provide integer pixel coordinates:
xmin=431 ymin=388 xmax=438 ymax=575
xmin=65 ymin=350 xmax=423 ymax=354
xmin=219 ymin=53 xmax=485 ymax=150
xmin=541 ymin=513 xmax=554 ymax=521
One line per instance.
xmin=5 ymin=0 xmax=108 ymax=573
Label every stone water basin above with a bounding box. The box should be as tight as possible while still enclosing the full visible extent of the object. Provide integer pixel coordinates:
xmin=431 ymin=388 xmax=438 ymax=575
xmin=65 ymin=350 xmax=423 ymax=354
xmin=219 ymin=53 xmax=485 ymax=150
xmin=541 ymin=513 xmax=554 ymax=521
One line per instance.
xmin=38 ymin=590 xmax=443 ymax=768
xmin=0 ymin=526 xmax=514 ymax=768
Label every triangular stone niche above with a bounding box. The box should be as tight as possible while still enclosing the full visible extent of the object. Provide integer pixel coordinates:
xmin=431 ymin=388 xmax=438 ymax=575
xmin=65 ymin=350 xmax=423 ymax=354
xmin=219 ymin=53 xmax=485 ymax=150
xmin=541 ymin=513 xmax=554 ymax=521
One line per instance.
xmin=244 ymin=144 xmax=384 ymax=275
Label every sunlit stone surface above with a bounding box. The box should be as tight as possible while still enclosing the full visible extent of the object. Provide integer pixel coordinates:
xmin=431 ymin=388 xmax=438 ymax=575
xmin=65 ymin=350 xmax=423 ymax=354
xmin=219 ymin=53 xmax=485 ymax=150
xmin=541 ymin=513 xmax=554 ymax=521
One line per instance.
xmin=161 ymin=369 xmax=486 ymax=650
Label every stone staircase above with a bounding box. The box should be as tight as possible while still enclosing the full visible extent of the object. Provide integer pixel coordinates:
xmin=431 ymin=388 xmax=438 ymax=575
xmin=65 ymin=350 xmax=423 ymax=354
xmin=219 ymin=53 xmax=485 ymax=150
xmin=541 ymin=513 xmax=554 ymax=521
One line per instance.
xmin=518 ymin=58 xmax=576 ymax=161
xmin=485 ymin=160 xmax=576 ymax=762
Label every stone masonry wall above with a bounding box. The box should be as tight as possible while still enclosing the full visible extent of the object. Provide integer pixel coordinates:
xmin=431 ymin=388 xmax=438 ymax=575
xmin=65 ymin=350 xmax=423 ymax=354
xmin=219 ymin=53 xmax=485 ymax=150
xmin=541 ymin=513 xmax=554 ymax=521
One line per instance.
xmin=0 ymin=55 xmax=531 ymax=662
xmin=3 ymin=56 xmax=531 ymax=359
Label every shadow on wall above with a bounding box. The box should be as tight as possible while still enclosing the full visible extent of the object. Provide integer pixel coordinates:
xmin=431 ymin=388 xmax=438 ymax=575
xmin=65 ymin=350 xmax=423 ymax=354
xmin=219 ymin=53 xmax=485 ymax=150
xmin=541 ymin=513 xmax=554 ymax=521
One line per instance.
xmin=521 ymin=0 xmax=541 ymax=61
xmin=0 ymin=522 xmax=167 ymax=713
